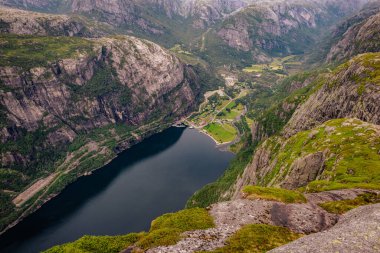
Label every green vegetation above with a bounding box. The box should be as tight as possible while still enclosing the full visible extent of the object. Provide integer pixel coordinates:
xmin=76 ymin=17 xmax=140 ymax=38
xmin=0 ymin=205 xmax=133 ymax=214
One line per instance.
xmin=229 ymin=116 xmax=253 ymax=154
xmin=243 ymin=186 xmax=306 ymax=203
xmin=217 ymin=102 xmax=244 ymax=121
xmin=319 ymin=192 xmax=380 ymax=214
xmin=44 ymin=233 xmax=145 ymax=253
xmin=204 ymin=123 xmax=237 ymax=143
xmin=358 ymin=53 xmax=380 ymax=85
xmin=0 ymin=191 xmax=14 ymax=218
xmin=203 ymin=224 xmax=302 ymax=253
xmin=135 ymin=228 xmax=180 ymax=249
xmin=340 ymin=53 xmax=380 ymax=87
xmin=242 ymin=56 xmax=298 ymax=75
xmin=149 ymin=208 xmax=214 ymax=232
xmin=0 ymin=34 xmax=94 ymax=69
xmin=136 ymin=208 xmax=214 ymax=249
xmin=188 ymin=69 xmax=322 ymax=208
xmin=77 ymin=63 xmax=129 ymax=99
xmin=170 ymin=44 xmax=209 ymax=69
xmin=189 ymin=93 xmax=230 ymax=126
xmin=44 ymin=208 xmax=214 ymax=252
xmin=255 ymin=118 xmax=380 ymax=192
xmin=198 ymin=30 xmax=253 ymax=67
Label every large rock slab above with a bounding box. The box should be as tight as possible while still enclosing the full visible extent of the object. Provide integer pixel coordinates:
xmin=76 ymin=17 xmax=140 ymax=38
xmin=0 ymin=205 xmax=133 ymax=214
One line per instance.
xmin=270 ymin=203 xmax=380 ymax=253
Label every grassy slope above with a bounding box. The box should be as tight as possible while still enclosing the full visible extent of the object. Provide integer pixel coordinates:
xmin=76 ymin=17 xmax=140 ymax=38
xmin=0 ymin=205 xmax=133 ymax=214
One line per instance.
xmin=257 ymin=118 xmax=380 ymax=192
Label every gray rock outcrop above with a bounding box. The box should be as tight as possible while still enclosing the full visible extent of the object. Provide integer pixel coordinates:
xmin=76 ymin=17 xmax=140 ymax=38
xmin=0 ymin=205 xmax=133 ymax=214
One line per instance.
xmin=270 ymin=203 xmax=380 ymax=253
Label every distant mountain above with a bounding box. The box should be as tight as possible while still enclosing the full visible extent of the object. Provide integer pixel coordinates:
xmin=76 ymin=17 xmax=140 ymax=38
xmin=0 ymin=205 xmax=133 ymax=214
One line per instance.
xmin=327 ymin=3 xmax=380 ymax=62
xmin=0 ymin=0 xmax=370 ymax=60
xmin=199 ymin=0 xmax=370 ymax=65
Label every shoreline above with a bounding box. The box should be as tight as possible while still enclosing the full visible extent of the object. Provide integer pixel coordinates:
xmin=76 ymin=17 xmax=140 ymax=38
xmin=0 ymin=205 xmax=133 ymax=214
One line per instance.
xmin=0 ymin=97 xmax=231 ymax=236
xmin=0 ymin=121 xmax=173 ymax=236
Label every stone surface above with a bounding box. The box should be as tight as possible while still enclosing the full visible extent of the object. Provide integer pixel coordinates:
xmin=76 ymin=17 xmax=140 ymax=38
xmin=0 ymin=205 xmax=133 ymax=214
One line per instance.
xmin=269 ymin=203 xmax=380 ymax=253
xmin=284 ymin=54 xmax=380 ymax=137
xmin=147 ymin=189 xmax=377 ymax=253
xmin=327 ymin=4 xmax=380 ymax=62
xmin=280 ymin=151 xmax=326 ymax=189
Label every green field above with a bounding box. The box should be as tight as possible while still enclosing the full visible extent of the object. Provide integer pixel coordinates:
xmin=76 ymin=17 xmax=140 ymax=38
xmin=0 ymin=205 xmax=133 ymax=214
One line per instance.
xmin=243 ymin=58 xmax=283 ymax=73
xmin=217 ymin=102 xmax=244 ymax=120
xmin=243 ymin=56 xmax=301 ymax=75
xmin=189 ymin=94 xmax=230 ymax=126
xmin=204 ymin=123 xmax=237 ymax=143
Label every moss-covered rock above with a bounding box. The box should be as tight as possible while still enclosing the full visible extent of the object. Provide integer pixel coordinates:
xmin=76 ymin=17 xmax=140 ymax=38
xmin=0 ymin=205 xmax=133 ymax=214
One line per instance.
xmin=284 ymin=52 xmax=380 ymax=137
xmin=235 ymin=118 xmax=380 ymax=195
xmin=319 ymin=192 xmax=380 ymax=214
xmin=44 ymin=233 xmax=145 ymax=253
xmin=203 ymin=224 xmax=302 ymax=253
xmin=242 ymin=186 xmax=306 ymax=203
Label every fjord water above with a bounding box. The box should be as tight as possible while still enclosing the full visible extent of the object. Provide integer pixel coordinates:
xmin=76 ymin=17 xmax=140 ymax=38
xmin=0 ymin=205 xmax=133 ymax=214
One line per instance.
xmin=0 ymin=127 xmax=234 ymax=253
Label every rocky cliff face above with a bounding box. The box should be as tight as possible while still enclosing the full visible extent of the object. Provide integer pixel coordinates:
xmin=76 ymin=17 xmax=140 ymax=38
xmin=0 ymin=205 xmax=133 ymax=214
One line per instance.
xmin=232 ymin=118 xmax=380 ymax=198
xmin=231 ymin=50 xmax=380 ymax=197
xmin=214 ymin=0 xmax=369 ymax=61
xmin=1 ymin=0 xmax=370 ymax=52
xmin=0 ymin=34 xmax=200 ymax=168
xmin=284 ymin=53 xmax=380 ymax=137
xmin=327 ymin=8 xmax=380 ymax=62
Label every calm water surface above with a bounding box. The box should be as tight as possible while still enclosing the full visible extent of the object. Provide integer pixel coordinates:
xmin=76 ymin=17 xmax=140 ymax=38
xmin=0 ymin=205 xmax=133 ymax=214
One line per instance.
xmin=0 ymin=127 xmax=234 ymax=253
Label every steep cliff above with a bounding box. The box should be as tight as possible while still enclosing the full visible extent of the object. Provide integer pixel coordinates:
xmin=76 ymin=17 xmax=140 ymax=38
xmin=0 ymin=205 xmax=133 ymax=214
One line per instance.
xmin=201 ymin=0 xmax=369 ymax=65
xmin=188 ymin=49 xmax=380 ymax=209
xmin=284 ymin=52 xmax=380 ymax=137
xmin=0 ymin=32 xmax=215 ymax=232
xmin=233 ymin=118 xmax=380 ymax=197
xmin=229 ymin=52 xmax=380 ymax=197
xmin=327 ymin=7 xmax=380 ymax=62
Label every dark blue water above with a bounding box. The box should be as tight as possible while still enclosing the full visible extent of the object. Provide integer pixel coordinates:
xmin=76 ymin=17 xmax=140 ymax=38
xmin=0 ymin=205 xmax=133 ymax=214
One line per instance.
xmin=0 ymin=127 xmax=234 ymax=253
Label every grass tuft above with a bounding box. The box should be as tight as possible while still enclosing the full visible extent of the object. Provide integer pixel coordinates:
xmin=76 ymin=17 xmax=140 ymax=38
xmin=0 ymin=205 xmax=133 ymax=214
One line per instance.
xmin=44 ymin=233 xmax=145 ymax=253
xmin=319 ymin=192 xmax=380 ymax=214
xmin=201 ymin=224 xmax=302 ymax=253
xmin=243 ymin=186 xmax=306 ymax=203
